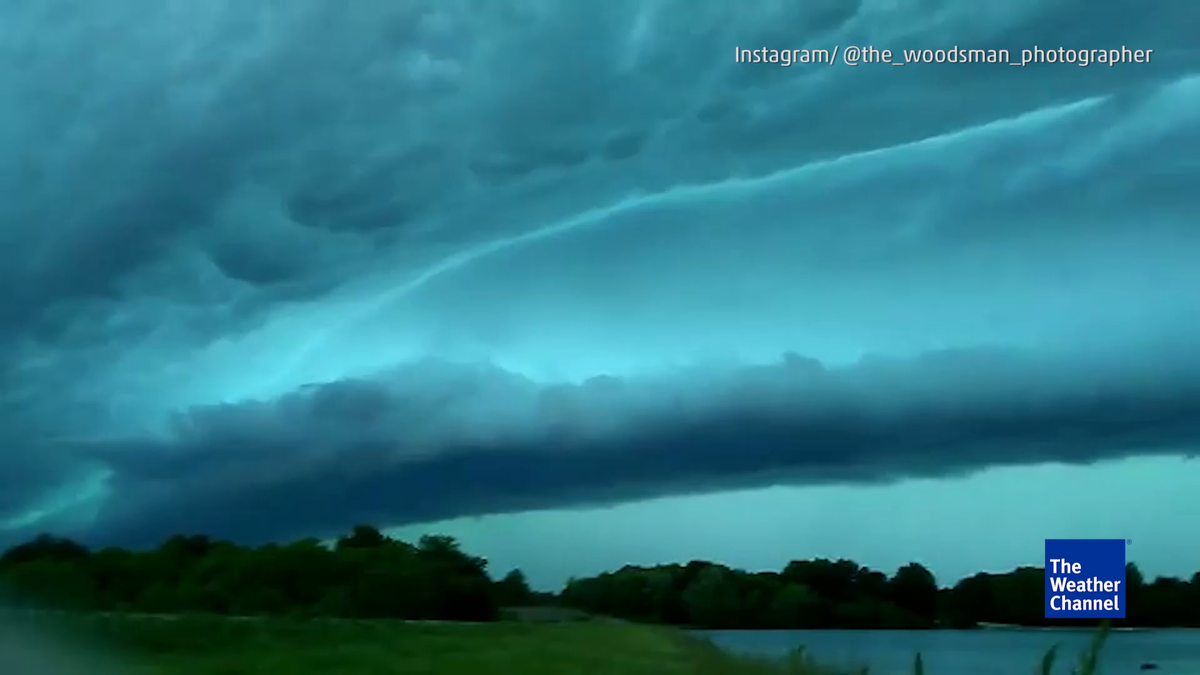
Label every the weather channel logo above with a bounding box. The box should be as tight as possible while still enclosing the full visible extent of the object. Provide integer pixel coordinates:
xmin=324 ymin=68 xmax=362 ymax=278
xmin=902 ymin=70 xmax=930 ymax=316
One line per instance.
xmin=1044 ymin=538 xmax=1126 ymax=618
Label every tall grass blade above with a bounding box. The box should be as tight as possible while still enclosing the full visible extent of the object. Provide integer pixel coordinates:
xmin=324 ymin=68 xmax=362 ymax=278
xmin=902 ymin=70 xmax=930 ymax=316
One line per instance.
xmin=1038 ymin=644 xmax=1060 ymax=675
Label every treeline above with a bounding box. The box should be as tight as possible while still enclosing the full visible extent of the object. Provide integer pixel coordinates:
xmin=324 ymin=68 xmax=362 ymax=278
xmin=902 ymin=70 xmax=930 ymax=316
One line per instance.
xmin=0 ymin=526 xmax=537 ymax=620
xmin=3 ymin=527 xmax=1198 ymax=628
xmin=560 ymin=560 xmax=1200 ymax=629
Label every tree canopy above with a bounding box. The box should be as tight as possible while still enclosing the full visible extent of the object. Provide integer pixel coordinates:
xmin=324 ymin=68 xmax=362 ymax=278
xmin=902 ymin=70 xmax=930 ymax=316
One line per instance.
xmin=0 ymin=528 xmax=526 ymax=621
xmin=2 ymin=528 xmax=1197 ymax=628
xmin=561 ymin=559 xmax=1200 ymax=629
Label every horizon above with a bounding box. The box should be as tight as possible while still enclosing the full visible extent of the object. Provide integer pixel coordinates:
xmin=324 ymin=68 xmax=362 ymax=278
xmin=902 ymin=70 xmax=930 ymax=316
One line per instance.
xmin=389 ymin=460 xmax=1197 ymax=591
xmin=4 ymin=516 xmax=1191 ymax=596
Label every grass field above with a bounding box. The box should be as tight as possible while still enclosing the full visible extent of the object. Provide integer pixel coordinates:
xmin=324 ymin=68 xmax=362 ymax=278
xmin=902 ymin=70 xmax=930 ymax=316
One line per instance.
xmin=1 ymin=613 xmax=1108 ymax=675
xmin=1 ymin=613 xmax=847 ymax=675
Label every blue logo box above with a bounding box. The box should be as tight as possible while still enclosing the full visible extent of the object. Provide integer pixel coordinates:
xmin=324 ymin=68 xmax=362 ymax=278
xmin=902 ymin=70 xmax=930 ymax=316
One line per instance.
xmin=1044 ymin=539 xmax=1126 ymax=619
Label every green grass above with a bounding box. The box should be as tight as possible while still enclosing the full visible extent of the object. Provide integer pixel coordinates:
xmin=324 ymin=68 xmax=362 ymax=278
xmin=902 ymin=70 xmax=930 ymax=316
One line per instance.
xmin=3 ymin=613 xmax=1110 ymax=675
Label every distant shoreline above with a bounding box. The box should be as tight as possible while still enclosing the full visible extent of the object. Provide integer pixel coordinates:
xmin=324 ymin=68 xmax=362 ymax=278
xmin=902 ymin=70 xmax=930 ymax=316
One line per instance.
xmin=696 ymin=622 xmax=1183 ymax=632
xmin=976 ymin=622 xmax=1154 ymax=632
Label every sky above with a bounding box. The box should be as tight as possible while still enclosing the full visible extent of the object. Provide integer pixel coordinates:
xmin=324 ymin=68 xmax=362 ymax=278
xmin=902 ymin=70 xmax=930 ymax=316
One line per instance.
xmin=1 ymin=0 xmax=1198 ymax=590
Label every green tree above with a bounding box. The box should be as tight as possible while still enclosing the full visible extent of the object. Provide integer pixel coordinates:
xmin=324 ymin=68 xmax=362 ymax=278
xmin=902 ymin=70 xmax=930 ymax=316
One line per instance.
xmin=681 ymin=566 xmax=742 ymax=628
xmin=337 ymin=524 xmax=389 ymax=550
xmin=767 ymin=583 xmax=821 ymax=628
xmin=890 ymin=563 xmax=938 ymax=625
xmin=494 ymin=569 xmax=533 ymax=606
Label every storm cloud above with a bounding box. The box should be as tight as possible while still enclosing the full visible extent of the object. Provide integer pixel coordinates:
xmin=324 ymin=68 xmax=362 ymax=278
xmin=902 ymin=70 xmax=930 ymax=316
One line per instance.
xmin=1 ymin=0 xmax=1198 ymax=547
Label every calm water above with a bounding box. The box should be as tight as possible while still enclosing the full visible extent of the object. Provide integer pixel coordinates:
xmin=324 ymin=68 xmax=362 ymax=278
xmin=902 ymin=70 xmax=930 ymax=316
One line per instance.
xmin=700 ymin=629 xmax=1200 ymax=675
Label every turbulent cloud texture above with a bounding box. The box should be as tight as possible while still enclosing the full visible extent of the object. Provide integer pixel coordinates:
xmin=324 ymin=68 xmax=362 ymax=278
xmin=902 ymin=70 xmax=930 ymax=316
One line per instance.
xmin=1 ymin=0 xmax=1198 ymax=546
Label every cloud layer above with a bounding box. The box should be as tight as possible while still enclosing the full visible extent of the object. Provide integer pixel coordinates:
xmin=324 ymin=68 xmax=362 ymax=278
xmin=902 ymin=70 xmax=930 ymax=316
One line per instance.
xmin=34 ymin=343 xmax=1200 ymax=546
xmin=1 ymin=0 xmax=1197 ymax=546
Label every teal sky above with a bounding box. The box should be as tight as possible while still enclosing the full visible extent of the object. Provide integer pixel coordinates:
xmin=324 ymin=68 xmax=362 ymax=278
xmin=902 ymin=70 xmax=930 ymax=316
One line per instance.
xmin=393 ymin=456 xmax=1200 ymax=590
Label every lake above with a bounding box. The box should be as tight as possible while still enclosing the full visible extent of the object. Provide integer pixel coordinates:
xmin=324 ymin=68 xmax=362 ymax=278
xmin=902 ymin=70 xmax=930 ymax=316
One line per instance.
xmin=699 ymin=628 xmax=1200 ymax=674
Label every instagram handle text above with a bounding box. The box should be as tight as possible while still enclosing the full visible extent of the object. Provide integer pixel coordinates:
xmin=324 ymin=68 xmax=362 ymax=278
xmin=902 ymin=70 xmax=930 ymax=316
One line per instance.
xmin=735 ymin=46 xmax=1154 ymax=68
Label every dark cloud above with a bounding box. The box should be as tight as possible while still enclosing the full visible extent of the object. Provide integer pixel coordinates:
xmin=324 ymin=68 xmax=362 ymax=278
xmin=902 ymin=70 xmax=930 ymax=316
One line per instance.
xmin=1 ymin=344 xmax=1194 ymax=547
xmin=0 ymin=0 xmax=1197 ymax=546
